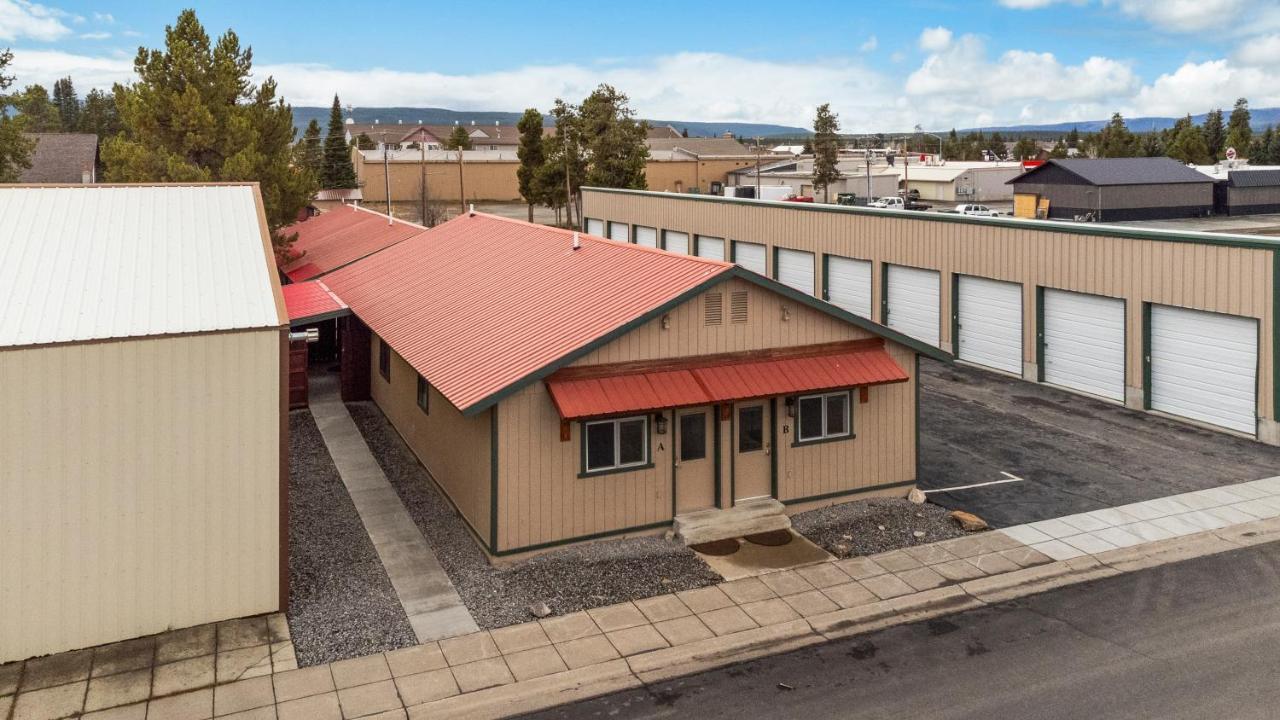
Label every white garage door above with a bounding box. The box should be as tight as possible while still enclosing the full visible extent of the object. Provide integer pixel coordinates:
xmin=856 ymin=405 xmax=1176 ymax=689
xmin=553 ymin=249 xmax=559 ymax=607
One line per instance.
xmin=733 ymin=241 xmax=767 ymax=275
xmin=634 ymin=226 xmax=657 ymax=247
xmin=1042 ymin=289 xmax=1125 ymax=402
xmin=585 ymin=218 xmax=604 ymax=236
xmin=663 ymin=230 xmax=689 ymax=255
xmin=957 ymin=276 xmax=1023 ymax=375
xmin=886 ymin=265 xmax=941 ymax=346
xmin=1150 ymin=305 xmax=1257 ymax=434
xmin=607 ymin=221 xmax=629 ymax=243
xmin=696 ymin=235 xmax=725 ymax=261
xmin=825 ymin=255 xmax=872 ymax=318
xmin=776 ymin=248 xmax=816 ymax=295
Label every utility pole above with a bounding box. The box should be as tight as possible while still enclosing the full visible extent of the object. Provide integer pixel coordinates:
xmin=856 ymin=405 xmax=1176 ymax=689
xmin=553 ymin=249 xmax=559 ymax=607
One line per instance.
xmin=864 ymin=136 xmax=872 ymax=202
xmin=379 ymin=131 xmax=392 ymax=219
xmin=754 ymin=136 xmax=762 ymax=199
xmin=456 ymin=147 xmax=466 ymax=216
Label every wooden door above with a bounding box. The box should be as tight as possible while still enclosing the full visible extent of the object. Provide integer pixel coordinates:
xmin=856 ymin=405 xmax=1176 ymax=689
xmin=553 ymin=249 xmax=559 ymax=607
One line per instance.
xmin=734 ymin=402 xmax=771 ymax=502
xmin=675 ymin=407 xmax=716 ymax=513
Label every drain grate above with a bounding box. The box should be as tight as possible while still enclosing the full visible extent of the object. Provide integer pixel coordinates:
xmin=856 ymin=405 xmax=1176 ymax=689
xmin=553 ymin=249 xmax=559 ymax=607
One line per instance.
xmin=690 ymin=538 xmax=741 ymax=556
xmin=743 ymin=529 xmax=793 ymax=547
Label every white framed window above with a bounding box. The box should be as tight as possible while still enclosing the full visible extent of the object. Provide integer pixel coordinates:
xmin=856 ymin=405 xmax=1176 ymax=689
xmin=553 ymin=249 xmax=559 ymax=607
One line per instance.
xmin=795 ymin=391 xmax=852 ymax=444
xmin=583 ymin=415 xmax=649 ymax=474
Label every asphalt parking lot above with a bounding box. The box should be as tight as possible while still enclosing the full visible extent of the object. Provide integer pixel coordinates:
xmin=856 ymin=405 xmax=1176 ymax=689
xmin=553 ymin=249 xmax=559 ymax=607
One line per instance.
xmin=918 ymin=358 xmax=1280 ymax=527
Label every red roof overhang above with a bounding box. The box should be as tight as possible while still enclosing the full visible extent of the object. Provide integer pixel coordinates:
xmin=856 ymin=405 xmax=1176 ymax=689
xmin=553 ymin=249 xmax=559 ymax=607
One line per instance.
xmin=544 ymin=339 xmax=908 ymax=420
xmin=283 ymin=280 xmax=350 ymax=325
xmin=286 ymin=262 xmax=324 ymax=283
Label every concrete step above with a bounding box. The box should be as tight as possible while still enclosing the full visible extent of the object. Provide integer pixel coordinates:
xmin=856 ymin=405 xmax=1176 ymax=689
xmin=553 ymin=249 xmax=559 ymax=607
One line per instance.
xmin=674 ymin=498 xmax=791 ymax=546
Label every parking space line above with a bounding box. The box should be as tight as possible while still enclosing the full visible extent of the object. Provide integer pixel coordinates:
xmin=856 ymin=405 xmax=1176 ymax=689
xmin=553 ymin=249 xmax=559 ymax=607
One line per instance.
xmin=924 ymin=473 xmax=1026 ymax=494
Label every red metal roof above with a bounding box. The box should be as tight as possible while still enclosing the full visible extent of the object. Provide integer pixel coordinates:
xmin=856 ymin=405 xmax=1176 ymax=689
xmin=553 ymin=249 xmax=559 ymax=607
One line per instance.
xmin=280 ymin=205 xmax=422 ymax=281
xmin=544 ymin=340 xmax=909 ymax=419
xmin=282 ymin=280 xmax=349 ymax=325
xmin=322 ymin=213 xmax=733 ymax=414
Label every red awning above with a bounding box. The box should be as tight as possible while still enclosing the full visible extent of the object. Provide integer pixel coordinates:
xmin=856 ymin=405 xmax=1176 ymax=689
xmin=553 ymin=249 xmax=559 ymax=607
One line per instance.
xmin=545 ymin=340 xmax=908 ymax=420
xmin=283 ymin=280 xmax=349 ymax=325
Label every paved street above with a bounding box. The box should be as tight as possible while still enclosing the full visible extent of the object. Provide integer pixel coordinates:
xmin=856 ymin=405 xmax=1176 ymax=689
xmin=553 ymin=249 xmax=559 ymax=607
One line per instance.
xmin=522 ymin=541 xmax=1280 ymax=719
xmin=919 ymin=358 xmax=1280 ymax=526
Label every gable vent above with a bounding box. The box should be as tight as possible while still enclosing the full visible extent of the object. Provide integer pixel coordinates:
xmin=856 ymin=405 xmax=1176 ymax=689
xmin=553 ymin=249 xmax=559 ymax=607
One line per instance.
xmin=730 ymin=291 xmax=749 ymax=324
xmin=704 ymin=292 xmax=724 ymax=326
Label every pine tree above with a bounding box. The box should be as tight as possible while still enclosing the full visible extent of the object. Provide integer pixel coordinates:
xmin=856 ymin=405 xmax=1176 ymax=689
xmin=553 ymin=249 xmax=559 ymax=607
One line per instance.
xmin=1166 ymin=117 xmax=1209 ymax=164
xmin=0 ymin=48 xmax=35 ymax=182
xmin=78 ymin=88 xmax=121 ymax=138
xmin=1011 ymin=136 xmax=1038 ymax=160
xmin=1139 ymin=132 xmax=1164 ymax=158
xmin=51 ymin=76 xmax=79 ymax=131
xmin=13 ymin=84 xmax=57 ymax=131
xmin=321 ymin=94 xmax=356 ymax=189
xmin=1203 ymin=108 xmax=1225 ymax=159
xmin=811 ymin=103 xmax=841 ymax=203
xmin=103 ymin=10 xmax=315 ymax=251
xmin=444 ymin=125 xmax=472 ymax=150
xmin=1097 ymin=113 xmax=1136 ymax=157
xmin=541 ymin=99 xmax=586 ymax=226
xmin=1049 ymin=140 xmax=1069 ymax=159
xmin=579 ymin=84 xmax=647 ymax=190
xmin=1248 ymin=127 xmax=1275 ymax=164
xmin=299 ymin=119 xmax=322 ymax=176
xmin=1226 ymin=98 xmax=1252 ymax=156
xmin=516 ymin=107 xmax=545 ymax=222
xmin=1067 ymin=126 xmax=1080 ymax=149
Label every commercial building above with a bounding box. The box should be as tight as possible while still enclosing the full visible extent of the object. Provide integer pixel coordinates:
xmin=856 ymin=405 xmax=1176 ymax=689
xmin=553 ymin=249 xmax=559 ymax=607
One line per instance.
xmin=0 ymin=184 xmax=289 ymax=663
xmin=583 ymin=187 xmax=1280 ymax=444
xmin=1009 ymin=157 xmax=1213 ymax=221
xmin=1194 ymin=166 xmax=1280 ymax=216
xmin=900 ymin=161 xmax=1024 ymax=203
xmin=727 ymin=158 xmax=901 ymax=201
xmin=318 ymin=212 xmax=944 ymax=557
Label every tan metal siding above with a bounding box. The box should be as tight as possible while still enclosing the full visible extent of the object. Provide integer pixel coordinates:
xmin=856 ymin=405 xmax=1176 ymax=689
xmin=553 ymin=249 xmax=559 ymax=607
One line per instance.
xmin=0 ymin=329 xmax=281 ymax=663
xmin=583 ymin=191 xmax=1275 ymax=423
xmin=369 ymin=337 xmax=492 ymax=544
xmin=493 ymin=277 xmax=918 ymax=552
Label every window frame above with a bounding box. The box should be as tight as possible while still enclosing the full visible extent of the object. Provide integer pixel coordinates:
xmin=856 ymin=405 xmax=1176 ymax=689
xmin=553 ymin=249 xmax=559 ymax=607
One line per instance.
xmin=378 ymin=339 xmax=391 ymax=381
xmin=793 ymin=391 xmax=854 ymax=446
xmin=416 ymin=375 xmax=430 ymax=413
xmin=580 ymin=415 xmax=652 ymax=477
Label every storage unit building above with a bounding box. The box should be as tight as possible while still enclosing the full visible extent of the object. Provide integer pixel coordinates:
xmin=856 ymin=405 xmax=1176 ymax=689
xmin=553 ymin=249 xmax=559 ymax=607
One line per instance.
xmin=0 ymin=184 xmax=289 ymax=663
xmin=582 ymin=187 xmax=1280 ymax=443
xmin=322 ymin=212 xmax=944 ymax=557
xmin=1008 ymin=157 xmax=1213 ymax=222
xmin=1223 ymin=169 xmax=1280 ymax=216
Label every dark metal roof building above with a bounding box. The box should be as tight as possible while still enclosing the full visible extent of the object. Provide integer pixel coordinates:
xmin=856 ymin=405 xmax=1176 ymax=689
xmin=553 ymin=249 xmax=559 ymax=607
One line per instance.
xmin=1007 ymin=157 xmax=1213 ymax=222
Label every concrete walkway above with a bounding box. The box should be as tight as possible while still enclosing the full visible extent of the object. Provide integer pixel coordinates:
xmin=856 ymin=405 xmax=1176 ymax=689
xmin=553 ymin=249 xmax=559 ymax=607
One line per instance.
xmin=308 ymin=373 xmax=478 ymax=643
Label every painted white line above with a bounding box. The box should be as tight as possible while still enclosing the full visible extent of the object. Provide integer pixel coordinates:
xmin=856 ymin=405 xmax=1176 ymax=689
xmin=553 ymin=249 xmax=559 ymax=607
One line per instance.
xmin=924 ymin=474 xmax=1025 ymax=494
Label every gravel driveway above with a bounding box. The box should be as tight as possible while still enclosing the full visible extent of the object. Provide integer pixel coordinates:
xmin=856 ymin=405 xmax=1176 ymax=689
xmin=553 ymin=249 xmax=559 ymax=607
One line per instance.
xmin=346 ymin=402 xmax=721 ymax=629
xmin=287 ymin=410 xmax=416 ymax=666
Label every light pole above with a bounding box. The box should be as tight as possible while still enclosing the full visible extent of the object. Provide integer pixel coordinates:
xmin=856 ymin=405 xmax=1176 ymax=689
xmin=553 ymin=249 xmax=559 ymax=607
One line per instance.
xmin=915 ymin=124 xmax=943 ymax=163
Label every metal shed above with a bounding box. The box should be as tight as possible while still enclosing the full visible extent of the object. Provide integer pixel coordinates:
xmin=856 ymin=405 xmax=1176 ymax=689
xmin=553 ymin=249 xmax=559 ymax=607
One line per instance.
xmin=1008 ymin=157 xmax=1213 ymax=221
xmin=0 ymin=184 xmax=289 ymax=663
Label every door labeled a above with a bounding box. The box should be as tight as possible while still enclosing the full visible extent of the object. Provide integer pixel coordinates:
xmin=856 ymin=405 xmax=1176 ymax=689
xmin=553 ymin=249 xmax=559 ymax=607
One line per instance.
xmin=675 ymin=407 xmax=716 ymax=513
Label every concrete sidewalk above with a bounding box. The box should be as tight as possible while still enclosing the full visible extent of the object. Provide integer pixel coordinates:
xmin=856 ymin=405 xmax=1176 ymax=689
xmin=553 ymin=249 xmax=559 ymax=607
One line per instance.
xmin=308 ymin=373 xmax=478 ymax=644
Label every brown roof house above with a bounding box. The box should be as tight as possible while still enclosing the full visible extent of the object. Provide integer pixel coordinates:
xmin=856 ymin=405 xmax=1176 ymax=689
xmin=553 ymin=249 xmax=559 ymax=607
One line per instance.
xmin=17 ymin=133 xmax=99 ymax=183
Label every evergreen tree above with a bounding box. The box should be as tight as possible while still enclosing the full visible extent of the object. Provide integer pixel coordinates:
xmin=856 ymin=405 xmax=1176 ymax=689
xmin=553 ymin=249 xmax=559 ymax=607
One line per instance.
xmin=78 ymin=88 xmax=121 ymax=138
xmin=0 ymin=48 xmax=35 ymax=182
xmin=1226 ymin=97 xmax=1252 ymax=156
xmin=13 ymin=84 xmax=57 ymax=131
xmin=516 ymin=107 xmax=545 ymax=222
xmin=444 ymin=125 xmax=472 ymax=150
xmin=1166 ymin=117 xmax=1210 ymax=164
xmin=1067 ymin=126 xmax=1080 ymax=149
xmin=541 ymin=99 xmax=586 ymax=226
xmin=1139 ymin=132 xmax=1164 ymax=158
xmin=1097 ymin=113 xmax=1136 ymax=157
xmin=103 ymin=10 xmax=314 ymax=254
xmin=1011 ymin=136 xmax=1038 ymax=160
xmin=51 ymin=76 xmax=79 ymax=131
xmin=299 ymin=119 xmax=322 ymax=176
xmin=811 ymin=103 xmax=841 ymax=203
xmin=579 ymin=84 xmax=647 ymax=190
xmin=1203 ymin=108 xmax=1225 ymax=158
xmin=1049 ymin=139 xmax=1069 ymax=159
xmin=1248 ymin=127 xmax=1275 ymax=164
xmin=321 ymin=94 xmax=356 ymax=189
xmin=354 ymin=132 xmax=376 ymax=151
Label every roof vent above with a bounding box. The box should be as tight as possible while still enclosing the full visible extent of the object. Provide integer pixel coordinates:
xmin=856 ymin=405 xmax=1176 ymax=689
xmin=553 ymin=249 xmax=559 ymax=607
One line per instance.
xmin=468 ymin=203 xmax=475 ymax=217
xmin=572 ymin=232 xmax=581 ymax=251
xmin=730 ymin=291 xmax=748 ymax=323
xmin=704 ymin=292 xmax=724 ymax=326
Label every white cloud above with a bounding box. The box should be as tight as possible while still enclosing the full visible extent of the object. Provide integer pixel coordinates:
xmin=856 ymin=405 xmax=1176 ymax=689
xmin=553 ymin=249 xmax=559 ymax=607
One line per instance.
xmin=859 ymin=35 xmax=878 ymax=52
xmin=1103 ymin=0 xmax=1246 ymax=33
xmin=93 ymin=11 xmax=113 ymax=23
xmin=6 ymin=48 xmax=133 ymax=89
xmin=79 ymin=31 xmax=110 ymax=40
xmin=1236 ymin=33 xmax=1280 ymax=65
xmin=917 ymin=26 xmax=953 ymax=52
xmin=1130 ymin=59 xmax=1280 ymax=116
xmin=0 ymin=0 xmax=72 ymax=41
xmin=998 ymin=0 xmax=1062 ymax=7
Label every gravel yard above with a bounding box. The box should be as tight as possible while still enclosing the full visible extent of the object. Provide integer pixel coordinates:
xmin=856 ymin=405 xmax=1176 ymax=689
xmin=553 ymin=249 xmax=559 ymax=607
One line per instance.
xmin=346 ymin=402 xmax=721 ymax=629
xmin=287 ymin=410 xmax=416 ymax=666
xmin=791 ymin=497 xmax=968 ymax=559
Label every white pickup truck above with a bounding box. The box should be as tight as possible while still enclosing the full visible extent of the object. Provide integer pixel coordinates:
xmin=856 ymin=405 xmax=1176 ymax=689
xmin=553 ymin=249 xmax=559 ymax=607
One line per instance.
xmin=870 ymin=197 xmax=905 ymax=210
xmin=954 ymin=203 xmax=997 ymax=216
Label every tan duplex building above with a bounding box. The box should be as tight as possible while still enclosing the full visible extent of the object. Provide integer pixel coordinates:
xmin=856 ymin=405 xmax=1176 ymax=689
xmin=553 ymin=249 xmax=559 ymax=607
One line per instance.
xmin=318 ymin=212 xmax=945 ymax=557
xmin=582 ymin=187 xmax=1280 ymax=445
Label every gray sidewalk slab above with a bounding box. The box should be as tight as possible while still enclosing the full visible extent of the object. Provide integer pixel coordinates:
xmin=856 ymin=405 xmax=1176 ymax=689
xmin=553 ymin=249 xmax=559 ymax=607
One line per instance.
xmin=308 ymin=374 xmax=479 ymax=642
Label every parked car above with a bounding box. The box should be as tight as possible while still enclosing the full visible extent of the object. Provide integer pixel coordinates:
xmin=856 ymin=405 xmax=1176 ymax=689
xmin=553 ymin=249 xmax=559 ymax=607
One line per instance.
xmin=871 ymin=196 xmax=905 ymax=209
xmin=955 ymin=204 xmax=997 ymax=217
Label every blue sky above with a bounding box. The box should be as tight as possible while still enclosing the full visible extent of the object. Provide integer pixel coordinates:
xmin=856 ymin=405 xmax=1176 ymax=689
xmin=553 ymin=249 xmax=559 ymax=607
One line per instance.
xmin=4 ymin=0 xmax=1280 ymax=130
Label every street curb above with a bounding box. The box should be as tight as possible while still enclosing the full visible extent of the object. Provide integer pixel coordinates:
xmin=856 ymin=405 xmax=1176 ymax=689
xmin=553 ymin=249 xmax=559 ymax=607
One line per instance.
xmin=406 ymin=659 xmax=641 ymax=720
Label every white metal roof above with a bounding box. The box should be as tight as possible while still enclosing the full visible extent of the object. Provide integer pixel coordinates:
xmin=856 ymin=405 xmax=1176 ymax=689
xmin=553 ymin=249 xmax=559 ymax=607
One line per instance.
xmin=0 ymin=185 xmax=284 ymax=348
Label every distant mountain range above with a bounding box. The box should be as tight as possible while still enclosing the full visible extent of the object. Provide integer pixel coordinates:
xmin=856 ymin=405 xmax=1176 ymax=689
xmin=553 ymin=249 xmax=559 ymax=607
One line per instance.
xmin=289 ymin=106 xmax=807 ymax=139
xmin=957 ymin=108 xmax=1280 ymax=134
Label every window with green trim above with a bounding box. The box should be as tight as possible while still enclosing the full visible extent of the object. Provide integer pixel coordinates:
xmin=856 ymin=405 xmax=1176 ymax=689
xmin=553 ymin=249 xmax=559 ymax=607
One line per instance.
xmin=378 ymin=340 xmax=391 ymax=381
xmin=584 ymin=416 xmax=649 ymax=473
xmin=796 ymin=391 xmax=851 ymax=443
xmin=417 ymin=375 xmax=430 ymax=413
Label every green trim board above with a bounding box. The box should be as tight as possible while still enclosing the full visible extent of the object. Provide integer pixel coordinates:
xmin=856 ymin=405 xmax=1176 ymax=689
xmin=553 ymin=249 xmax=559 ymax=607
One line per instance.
xmin=727 ymin=405 xmax=734 ymax=508
xmin=914 ymin=355 xmax=920 ymax=484
xmin=782 ymin=479 xmax=917 ymax=506
xmin=769 ymin=397 xmax=779 ymax=499
xmin=713 ymin=404 xmax=723 ymax=509
xmin=491 ymin=521 xmax=672 ymax=557
xmin=950 ymin=272 xmax=960 ymax=359
xmin=669 ymin=410 xmax=677 ymax=518
xmin=489 ymin=407 xmax=499 ymax=552
xmin=1034 ymin=286 xmax=1046 ymax=382
xmin=1142 ymin=302 xmax=1153 ymax=410
xmin=582 ymin=187 xmax=1280 ymax=252
xmin=461 ymin=264 xmax=949 ymax=417
xmin=879 ymin=262 xmax=889 ymax=326
xmin=821 ymin=254 xmax=830 ymax=302
xmin=1274 ymin=251 xmax=1279 ymax=424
